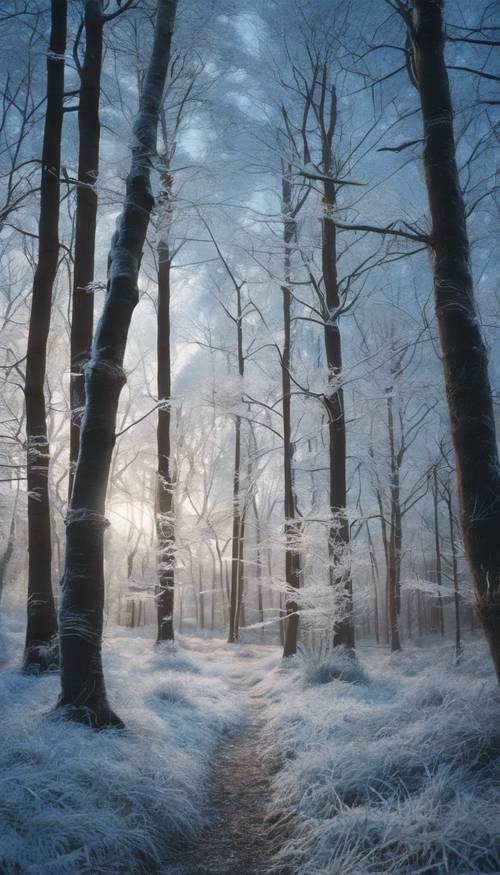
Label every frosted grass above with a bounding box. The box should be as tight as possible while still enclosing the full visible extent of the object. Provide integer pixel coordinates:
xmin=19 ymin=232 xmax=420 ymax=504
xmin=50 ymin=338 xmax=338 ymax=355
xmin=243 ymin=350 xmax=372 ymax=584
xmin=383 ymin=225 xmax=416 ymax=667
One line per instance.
xmin=257 ymin=640 xmax=500 ymax=875
xmin=0 ymin=618 xmax=242 ymax=875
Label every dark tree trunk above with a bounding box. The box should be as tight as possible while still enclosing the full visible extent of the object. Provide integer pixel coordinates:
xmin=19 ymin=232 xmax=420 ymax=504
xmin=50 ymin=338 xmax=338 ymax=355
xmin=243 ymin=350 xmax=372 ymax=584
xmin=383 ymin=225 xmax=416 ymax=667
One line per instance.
xmin=156 ymin=205 xmax=175 ymax=642
xmin=23 ymin=0 xmax=67 ymax=672
xmin=58 ymin=0 xmax=177 ymax=727
xmin=374 ymin=479 xmax=390 ymax=644
xmin=408 ymin=0 xmax=500 ymax=682
xmin=407 ymin=592 xmax=413 ymax=638
xmin=366 ymin=521 xmax=380 ymax=645
xmin=252 ymin=495 xmax=265 ymax=632
xmin=235 ymin=509 xmax=246 ymax=634
xmin=387 ymin=519 xmax=401 ymax=652
xmin=210 ymin=553 xmax=216 ymax=631
xmin=228 ymin=416 xmax=242 ymax=643
xmin=417 ymin=588 xmax=423 ymax=638
xmin=0 ymin=488 xmax=18 ymax=605
xmin=178 ymin=587 xmax=183 ymax=633
xmin=281 ymin=170 xmax=301 ymax=658
xmin=225 ymin=561 xmax=230 ymax=606
xmin=215 ymin=541 xmax=226 ymax=625
xmin=227 ymin=280 xmax=245 ymax=644
xmin=386 ymin=389 xmax=401 ymax=652
xmin=432 ymin=467 xmax=445 ymax=636
xmin=445 ymin=489 xmax=462 ymax=662
xmin=126 ymin=526 xmax=141 ymax=580
xmin=322 ymin=171 xmax=354 ymax=650
xmin=69 ymin=1 xmax=104 ymax=500
xmin=198 ymin=566 xmax=204 ymax=630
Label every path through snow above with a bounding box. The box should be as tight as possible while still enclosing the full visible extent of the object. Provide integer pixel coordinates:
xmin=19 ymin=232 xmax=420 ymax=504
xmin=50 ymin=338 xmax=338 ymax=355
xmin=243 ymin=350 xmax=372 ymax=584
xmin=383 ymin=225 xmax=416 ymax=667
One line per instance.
xmin=165 ymin=643 xmax=284 ymax=875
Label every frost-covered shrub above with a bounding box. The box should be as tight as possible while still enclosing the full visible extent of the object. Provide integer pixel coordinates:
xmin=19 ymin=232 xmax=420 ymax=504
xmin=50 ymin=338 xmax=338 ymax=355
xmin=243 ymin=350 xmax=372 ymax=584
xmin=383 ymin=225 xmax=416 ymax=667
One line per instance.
xmin=303 ymin=649 xmax=368 ymax=687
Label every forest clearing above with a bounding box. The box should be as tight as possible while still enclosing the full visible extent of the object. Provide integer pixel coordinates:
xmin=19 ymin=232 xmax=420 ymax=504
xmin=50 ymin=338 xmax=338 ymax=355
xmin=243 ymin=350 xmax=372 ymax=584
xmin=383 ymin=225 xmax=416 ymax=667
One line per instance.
xmin=0 ymin=0 xmax=499 ymax=871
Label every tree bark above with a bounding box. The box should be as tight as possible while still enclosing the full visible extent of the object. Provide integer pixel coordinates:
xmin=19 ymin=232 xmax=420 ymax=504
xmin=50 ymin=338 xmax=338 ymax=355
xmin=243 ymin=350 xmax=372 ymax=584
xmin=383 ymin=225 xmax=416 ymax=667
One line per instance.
xmin=252 ymin=494 xmax=265 ymax=632
xmin=156 ymin=206 xmax=175 ymax=642
xmin=227 ymin=280 xmax=245 ymax=643
xmin=228 ymin=416 xmax=242 ymax=643
xmin=386 ymin=388 xmax=401 ymax=652
xmin=58 ymin=0 xmax=177 ymax=727
xmin=210 ymin=552 xmax=216 ymax=631
xmin=409 ymin=0 xmax=500 ymax=681
xmin=281 ymin=169 xmax=301 ymax=657
xmin=322 ymin=144 xmax=354 ymax=650
xmin=445 ymin=487 xmax=462 ymax=662
xmin=366 ymin=520 xmax=380 ymax=645
xmin=432 ymin=467 xmax=445 ymax=636
xmin=68 ymin=1 xmax=104 ymax=500
xmin=0 ymin=487 xmax=18 ymax=606
xmin=235 ymin=509 xmax=246 ymax=635
xmin=23 ymin=0 xmax=67 ymax=672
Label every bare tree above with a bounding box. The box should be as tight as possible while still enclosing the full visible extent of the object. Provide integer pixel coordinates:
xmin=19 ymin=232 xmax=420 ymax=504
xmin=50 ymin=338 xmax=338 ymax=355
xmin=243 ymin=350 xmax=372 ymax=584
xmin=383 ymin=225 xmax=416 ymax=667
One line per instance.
xmin=0 ymin=483 xmax=19 ymax=605
xmin=279 ymin=27 xmax=377 ymax=651
xmin=281 ymin=165 xmax=304 ymax=656
xmin=155 ymin=53 xmax=206 ymax=642
xmin=395 ymin=0 xmax=500 ymax=682
xmin=58 ymin=0 xmax=178 ymax=727
xmin=68 ymin=0 xmax=134 ymax=499
xmin=23 ymin=0 xmax=67 ymax=671
xmin=155 ymin=155 xmax=175 ymax=642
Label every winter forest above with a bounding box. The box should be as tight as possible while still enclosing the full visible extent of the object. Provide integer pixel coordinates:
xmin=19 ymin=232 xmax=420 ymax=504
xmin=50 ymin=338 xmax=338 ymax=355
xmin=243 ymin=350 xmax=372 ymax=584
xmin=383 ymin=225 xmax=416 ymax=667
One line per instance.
xmin=0 ymin=0 xmax=499 ymax=872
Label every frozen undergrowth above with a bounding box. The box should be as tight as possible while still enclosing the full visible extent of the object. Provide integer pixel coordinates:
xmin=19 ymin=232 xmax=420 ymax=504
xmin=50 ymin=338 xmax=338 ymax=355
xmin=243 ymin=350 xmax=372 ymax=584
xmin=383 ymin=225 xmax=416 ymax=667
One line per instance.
xmin=2 ymin=616 xmax=499 ymax=875
xmin=0 ymin=616 xmax=243 ymax=875
xmin=257 ymin=639 xmax=500 ymax=875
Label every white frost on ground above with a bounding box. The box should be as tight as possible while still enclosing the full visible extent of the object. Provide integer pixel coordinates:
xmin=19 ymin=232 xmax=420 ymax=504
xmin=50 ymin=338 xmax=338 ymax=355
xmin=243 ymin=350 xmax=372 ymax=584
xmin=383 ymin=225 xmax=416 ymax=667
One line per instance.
xmin=256 ymin=639 xmax=500 ymax=875
xmin=1 ymin=619 xmax=500 ymax=875
xmin=0 ymin=617 xmax=244 ymax=874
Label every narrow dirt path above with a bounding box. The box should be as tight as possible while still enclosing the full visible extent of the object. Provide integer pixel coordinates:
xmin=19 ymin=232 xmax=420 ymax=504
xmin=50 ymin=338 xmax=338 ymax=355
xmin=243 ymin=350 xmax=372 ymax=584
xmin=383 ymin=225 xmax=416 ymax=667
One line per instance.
xmin=165 ymin=660 xmax=284 ymax=875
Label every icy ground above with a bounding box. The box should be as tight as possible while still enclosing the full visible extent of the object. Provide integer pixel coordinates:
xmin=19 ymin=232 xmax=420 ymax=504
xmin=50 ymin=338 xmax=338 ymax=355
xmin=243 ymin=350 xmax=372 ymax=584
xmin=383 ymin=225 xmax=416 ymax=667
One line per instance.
xmin=1 ymin=617 xmax=500 ymax=874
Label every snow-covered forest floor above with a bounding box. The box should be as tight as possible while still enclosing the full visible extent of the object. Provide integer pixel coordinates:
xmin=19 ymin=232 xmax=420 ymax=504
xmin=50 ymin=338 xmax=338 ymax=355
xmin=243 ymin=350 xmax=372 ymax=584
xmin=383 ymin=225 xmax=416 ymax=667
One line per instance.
xmin=1 ymin=617 xmax=500 ymax=875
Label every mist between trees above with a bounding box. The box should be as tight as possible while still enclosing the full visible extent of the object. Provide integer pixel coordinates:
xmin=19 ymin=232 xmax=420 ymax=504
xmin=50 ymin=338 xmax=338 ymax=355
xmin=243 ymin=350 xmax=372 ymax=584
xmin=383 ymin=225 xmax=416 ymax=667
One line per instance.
xmin=0 ymin=0 xmax=499 ymax=727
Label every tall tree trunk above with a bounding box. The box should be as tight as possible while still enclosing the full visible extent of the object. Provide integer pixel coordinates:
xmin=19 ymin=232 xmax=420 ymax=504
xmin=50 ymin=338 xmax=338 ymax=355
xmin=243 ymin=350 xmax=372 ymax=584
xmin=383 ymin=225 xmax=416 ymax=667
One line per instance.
xmin=386 ymin=388 xmax=401 ymax=652
xmin=227 ymin=281 xmax=245 ymax=643
xmin=432 ymin=467 xmax=445 ymax=636
xmin=407 ymin=592 xmax=413 ymax=638
xmin=0 ymin=486 xmax=18 ymax=606
xmin=322 ymin=170 xmax=354 ymax=650
xmin=417 ymin=588 xmax=423 ymax=637
xmin=446 ymin=489 xmax=462 ymax=662
xmin=387 ymin=513 xmax=401 ymax=652
xmin=23 ymin=0 xmax=67 ymax=671
xmin=156 ymin=186 xmax=175 ymax=642
xmin=366 ymin=520 xmax=380 ymax=645
xmin=210 ymin=552 xmax=216 ymax=631
xmin=252 ymin=494 xmax=265 ymax=632
xmin=373 ymin=477 xmax=390 ymax=644
xmin=58 ymin=0 xmax=177 ymax=727
xmin=281 ymin=169 xmax=301 ymax=657
xmin=235 ymin=509 xmax=246 ymax=635
xmin=198 ymin=565 xmax=204 ymax=630
xmin=215 ymin=540 xmax=226 ymax=625
xmin=228 ymin=416 xmax=242 ymax=643
xmin=69 ymin=1 xmax=104 ymax=499
xmin=408 ymin=0 xmax=500 ymax=681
